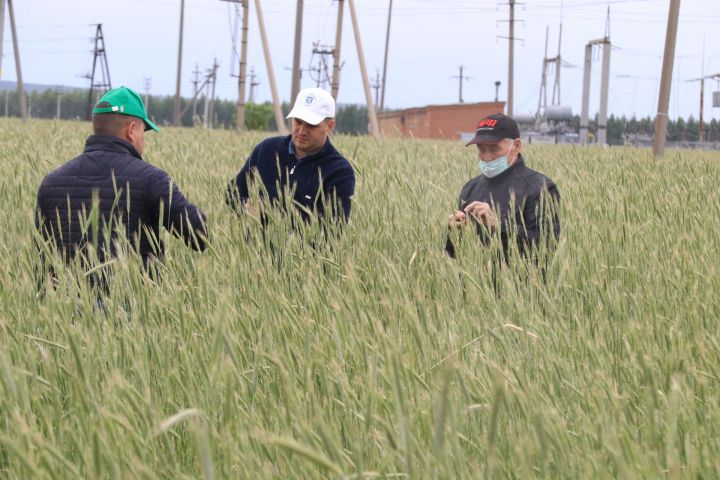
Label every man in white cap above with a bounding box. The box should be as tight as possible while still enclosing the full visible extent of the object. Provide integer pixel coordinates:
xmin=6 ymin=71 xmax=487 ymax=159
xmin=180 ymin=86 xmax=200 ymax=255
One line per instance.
xmin=226 ymin=87 xmax=355 ymax=224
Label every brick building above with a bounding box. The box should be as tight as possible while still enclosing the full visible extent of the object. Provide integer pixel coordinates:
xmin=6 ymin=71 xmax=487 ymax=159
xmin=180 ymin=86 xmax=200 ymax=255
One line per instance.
xmin=377 ymin=101 xmax=505 ymax=141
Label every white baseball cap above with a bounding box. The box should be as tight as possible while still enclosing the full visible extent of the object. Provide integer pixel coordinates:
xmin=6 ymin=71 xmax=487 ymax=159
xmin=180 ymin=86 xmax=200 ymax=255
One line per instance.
xmin=286 ymin=87 xmax=335 ymax=125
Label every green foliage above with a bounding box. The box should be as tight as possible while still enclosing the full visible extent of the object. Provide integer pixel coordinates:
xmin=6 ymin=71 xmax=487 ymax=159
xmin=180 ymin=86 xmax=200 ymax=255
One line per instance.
xmin=1 ymin=118 xmax=720 ymax=477
xmin=244 ymin=103 xmax=274 ymax=131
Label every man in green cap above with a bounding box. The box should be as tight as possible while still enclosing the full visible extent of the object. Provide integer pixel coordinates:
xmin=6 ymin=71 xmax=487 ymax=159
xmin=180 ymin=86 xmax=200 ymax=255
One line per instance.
xmin=35 ymin=86 xmax=208 ymax=290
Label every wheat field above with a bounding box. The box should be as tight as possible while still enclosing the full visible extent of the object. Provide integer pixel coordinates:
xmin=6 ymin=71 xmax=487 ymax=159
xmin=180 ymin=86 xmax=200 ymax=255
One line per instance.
xmin=0 ymin=117 xmax=719 ymax=478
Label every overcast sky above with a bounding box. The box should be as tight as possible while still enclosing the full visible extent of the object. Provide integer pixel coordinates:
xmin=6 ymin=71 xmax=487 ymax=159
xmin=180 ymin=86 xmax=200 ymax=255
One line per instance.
xmin=3 ymin=0 xmax=719 ymax=120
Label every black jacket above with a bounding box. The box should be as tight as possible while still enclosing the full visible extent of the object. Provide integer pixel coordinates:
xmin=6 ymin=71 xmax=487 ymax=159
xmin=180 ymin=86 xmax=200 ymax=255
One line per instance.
xmin=35 ymin=135 xmax=208 ymax=268
xmin=226 ymin=135 xmax=355 ymax=223
xmin=446 ymin=155 xmax=560 ymax=259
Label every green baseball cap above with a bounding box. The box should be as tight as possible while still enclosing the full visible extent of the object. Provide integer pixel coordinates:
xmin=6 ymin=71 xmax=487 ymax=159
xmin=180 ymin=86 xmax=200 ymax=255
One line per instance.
xmin=92 ymin=86 xmax=159 ymax=132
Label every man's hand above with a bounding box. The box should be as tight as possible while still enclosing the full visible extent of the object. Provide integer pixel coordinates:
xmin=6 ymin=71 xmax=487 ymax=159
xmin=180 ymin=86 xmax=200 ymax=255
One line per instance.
xmin=463 ymin=201 xmax=497 ymax=229
xmin=448 ymin=211 xmax=468 ymax=229
xmin=243 ymin=198 xmax=262 ymax=218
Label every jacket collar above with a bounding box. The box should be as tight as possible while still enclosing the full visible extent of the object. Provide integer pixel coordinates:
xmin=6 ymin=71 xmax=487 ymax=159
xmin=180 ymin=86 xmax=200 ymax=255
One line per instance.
xmin=84 ymin=134 xmax=143 ymax=160
xmin=287 ymin=135 xmax=334 ymax=163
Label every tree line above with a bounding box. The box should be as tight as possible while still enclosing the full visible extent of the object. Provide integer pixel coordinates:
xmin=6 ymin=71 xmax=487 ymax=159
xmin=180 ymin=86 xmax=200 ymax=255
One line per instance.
xmin=3 ymin=88 xmax=720 ymax=143
xmin=0 ymin=88 xmax=369 ymax=135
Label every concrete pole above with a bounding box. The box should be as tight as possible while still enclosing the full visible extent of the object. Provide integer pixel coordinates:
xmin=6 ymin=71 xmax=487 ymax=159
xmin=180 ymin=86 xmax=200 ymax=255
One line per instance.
xmin=237 ymin=0 xmax=249 ymax=132
xmin=597 ymin=40 xmax=611 ymax=145
xmin=579 ymin=43 xmax=592 ymax=144
xmin=538 ymin=26 xmax=549 ymax=115
xmin=7 ymin=0 xmax=26 ymax=121
xmin=254 ymin=0 xmax=288 ymax=134
xmin=653 ymin=0 xmax=681 ymax=157
xmin=379 ymin=0 xmax=393 ymax=112
xmin=173 ymin=0 xmax=185 ymax=126
xmin=330 ymin=0 xmax=344 ymax=100
xmin=699 ymin=78 xmax=704 ymax=142
xmin=56 ymin=90 xmax=62 ymax=119
xmin=507 ymin=0 xmax=515 ymax=116
xmin=347 ymin=0 xmax=380 ymax=138
xmin=0 ymin=0 xmax=5 ymax=81
xmin=290 ymin=0 xmax=303 ymax=104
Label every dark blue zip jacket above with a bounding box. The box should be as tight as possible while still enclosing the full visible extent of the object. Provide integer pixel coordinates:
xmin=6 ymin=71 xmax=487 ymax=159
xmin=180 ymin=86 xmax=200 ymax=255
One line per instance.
xmin=35 ymin=135 xmax=208 ymax=267
xmin=226 ymin=135 xmax=355 ymax=223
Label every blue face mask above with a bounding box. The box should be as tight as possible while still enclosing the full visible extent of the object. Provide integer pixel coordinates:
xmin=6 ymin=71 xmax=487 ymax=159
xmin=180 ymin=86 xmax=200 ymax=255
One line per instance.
xmin=478 ymin=145 xmax=513 ymax=178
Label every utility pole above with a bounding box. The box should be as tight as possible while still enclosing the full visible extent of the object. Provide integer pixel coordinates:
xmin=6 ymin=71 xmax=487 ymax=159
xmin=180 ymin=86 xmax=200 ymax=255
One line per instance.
xmin=249 ymin=68 xmax=260 ymax=103
xmin=56 ymin=87 xmax=62 ymax=120
xmin=330 ymin=0 xmax=345 ymax=100
xmin=0 ymin=0 xmax=5 ymax=81
xmin=686 ymin=73 xmax=720 ymax=143
xmin=371 ymin=70 xmax=381 ymax=109
xmin=495 ymin=81 xmax=501 ymax=102
xmin=7 ymin=0 xmax=27 ymax=121
xmin=579 ymin=35 xmax=611 ymax=145
xmin=347 ymin=0 xmax=379 ymax=138
xmin=254 ymin=0 xmax=287 ymax=134
xmin=538 ymin=26 xmax=549 ymax=115
xmin=173 ymin=0 xmax=185 ymax=126
xmin=291 ymin=0 xmax=303 ymax=104
xmin=143 ymin=77 xmax=151 ymax=110
xmin=451 ymin=65 xmax=471 ymax=103
xmin=84 ymin=24 xmax=112 ymax=120
xmin=225 ymin=0 xmax=250 ymax=132
xmin=380 ymin=0 xmax=393 ymax=112
xmin=507 ymin=0 xmax=516 ymax=116
xmin=653 ymin=0 xmax=681 ymax=157
xmin=597 ymin=8 xmax=611 ymax=145
xmin=208 ymin=58 xmax=218 ymax=128
xmin=192 ymin=63 xmax=201 ymax=121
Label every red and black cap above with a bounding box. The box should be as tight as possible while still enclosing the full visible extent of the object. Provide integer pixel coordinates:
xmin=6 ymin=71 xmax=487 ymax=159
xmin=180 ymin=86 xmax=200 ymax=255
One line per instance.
xmin=465 ymin=113 xmax=520 ymax=146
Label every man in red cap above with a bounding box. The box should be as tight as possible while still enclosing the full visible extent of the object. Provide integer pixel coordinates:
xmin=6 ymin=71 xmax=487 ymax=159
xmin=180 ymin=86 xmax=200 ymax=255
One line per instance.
xmin=446 ymin=113 xmax=560 ymax=260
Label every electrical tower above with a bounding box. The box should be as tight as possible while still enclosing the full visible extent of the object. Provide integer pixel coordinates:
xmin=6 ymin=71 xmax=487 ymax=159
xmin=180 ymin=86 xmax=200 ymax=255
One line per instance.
xmin=85 ymin=24 xmax=112 ymax=120
xmin=537 ymin=24 xmax=569 ymax=116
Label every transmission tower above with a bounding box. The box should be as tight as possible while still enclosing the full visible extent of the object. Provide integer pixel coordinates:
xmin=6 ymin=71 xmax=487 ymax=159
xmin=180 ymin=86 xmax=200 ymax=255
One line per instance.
xmin=85 ymin=24 xmax=112 ymax=120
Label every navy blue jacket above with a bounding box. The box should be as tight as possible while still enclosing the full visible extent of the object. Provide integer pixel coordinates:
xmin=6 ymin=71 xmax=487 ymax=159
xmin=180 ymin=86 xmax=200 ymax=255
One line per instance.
xmin=226 ymin=135 xmax=355 ymax=222
xmin=446 ymin=155 xmax=560 ymax=259
xmin=35 ymin=135 xmax=208 ymax=267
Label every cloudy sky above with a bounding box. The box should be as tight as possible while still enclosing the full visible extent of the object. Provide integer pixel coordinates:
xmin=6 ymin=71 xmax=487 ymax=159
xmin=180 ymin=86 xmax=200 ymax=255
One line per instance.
xmin=3 ymin=0 xmax=719 ymax=120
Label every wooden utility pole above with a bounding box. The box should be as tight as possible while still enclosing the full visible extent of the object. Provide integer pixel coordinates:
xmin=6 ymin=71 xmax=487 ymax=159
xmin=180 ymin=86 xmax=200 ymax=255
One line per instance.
xmin=380 ymin=0 xmax=393 ymax=112
xmin=254 ymin=0 xmax=288 ymax=134
xmin=291 ymin=0 xmax=303 ymax=104
xmin=653 ymin=0 xmax=681 ymax=157
xmin=507 ymin=0 xmax=515 ymax=116
xmin=173 ymin=0 xmax=185 ymax=126
xmin=7 ymin=0 xmax=26 ymax=121
xmin=330 ymin=0 xmax=344 ymax=100
xmin=0 ymin=0 xmax=5 ymax=81
xmin=347 ymin=0 xmax=380 ymax=138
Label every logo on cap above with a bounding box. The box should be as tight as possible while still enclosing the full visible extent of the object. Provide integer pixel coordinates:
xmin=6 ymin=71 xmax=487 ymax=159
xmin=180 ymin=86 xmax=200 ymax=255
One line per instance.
xmin=477 ymin=119 xmax=497 ymax=129
xmin=304 ymin=95 xmax=315 ymax=106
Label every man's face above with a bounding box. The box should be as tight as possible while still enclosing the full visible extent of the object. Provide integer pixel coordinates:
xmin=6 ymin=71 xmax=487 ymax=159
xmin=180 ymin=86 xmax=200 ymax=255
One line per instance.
xmin=476 ymin=138 xmax=521 ymax=163
xmin=291 ymin=117 xmax=335 ymax=158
